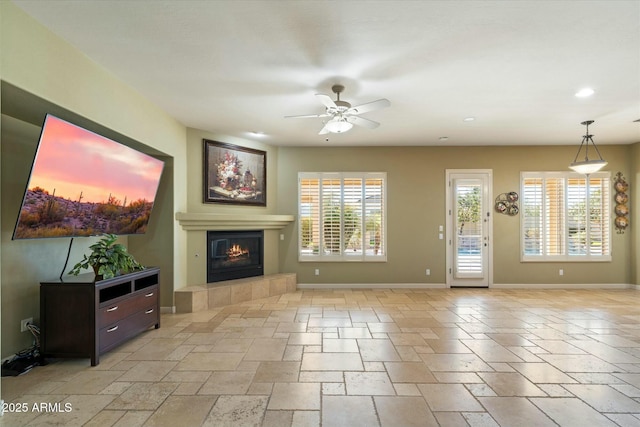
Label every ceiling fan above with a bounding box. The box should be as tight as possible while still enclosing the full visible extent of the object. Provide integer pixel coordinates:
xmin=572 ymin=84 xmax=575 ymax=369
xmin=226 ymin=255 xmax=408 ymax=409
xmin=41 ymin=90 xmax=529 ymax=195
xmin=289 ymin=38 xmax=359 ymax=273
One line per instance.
xmin=285 ymin=84 xmax=391 ymax=135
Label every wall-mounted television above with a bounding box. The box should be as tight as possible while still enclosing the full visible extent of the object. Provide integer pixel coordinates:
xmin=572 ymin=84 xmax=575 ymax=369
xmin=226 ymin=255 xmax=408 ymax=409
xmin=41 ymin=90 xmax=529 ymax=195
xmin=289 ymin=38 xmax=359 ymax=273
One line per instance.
xmin=12 ymin=114 xmax=165 ymax=239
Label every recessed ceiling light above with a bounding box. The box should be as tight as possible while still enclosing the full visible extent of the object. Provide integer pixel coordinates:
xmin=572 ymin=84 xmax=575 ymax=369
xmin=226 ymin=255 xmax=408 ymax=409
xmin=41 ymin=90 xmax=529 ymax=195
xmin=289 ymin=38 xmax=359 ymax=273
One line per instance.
xmin=575 ymin=88 xmax=595 ymax=98
xmin=250 ymin=131 xmax=266 ymax=137
xmin=439 ymin=136 xmax=449 ymax=141
xmin=463 ymin=117 xmax=475 ymax=122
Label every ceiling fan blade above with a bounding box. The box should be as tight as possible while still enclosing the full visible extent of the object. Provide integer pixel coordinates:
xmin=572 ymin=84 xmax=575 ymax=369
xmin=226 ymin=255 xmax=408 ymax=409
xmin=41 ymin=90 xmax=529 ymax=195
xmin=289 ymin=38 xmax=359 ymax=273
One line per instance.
xmin=346 ymin=115 xmax=380 ymax=129
xmin=284 ymin=113 xmax=331 ymax=119
xmin=347 ymin=98 xmax=391 ymax=115
xmin=316 ymin=93 xmax=338 ymax=109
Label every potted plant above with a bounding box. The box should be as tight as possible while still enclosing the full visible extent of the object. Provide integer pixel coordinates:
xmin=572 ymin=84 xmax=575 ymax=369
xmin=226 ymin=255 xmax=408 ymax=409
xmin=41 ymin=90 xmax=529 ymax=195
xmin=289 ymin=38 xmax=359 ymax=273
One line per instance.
xmin=69 ymin=233 xmax=144 ymax=279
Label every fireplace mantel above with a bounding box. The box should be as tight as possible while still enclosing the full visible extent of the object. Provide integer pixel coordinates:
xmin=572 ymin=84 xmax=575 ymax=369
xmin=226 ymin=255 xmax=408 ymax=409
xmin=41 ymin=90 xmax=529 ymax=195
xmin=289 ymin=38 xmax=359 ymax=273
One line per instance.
xmin=176 ymin=212 xmax=295 ymax=231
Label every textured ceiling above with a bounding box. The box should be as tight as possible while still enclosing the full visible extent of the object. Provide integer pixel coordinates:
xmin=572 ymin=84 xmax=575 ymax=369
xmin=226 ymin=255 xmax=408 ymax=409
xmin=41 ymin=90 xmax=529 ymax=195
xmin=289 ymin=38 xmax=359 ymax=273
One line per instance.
xmin=12 ymin=0 xmax=640 ymax=147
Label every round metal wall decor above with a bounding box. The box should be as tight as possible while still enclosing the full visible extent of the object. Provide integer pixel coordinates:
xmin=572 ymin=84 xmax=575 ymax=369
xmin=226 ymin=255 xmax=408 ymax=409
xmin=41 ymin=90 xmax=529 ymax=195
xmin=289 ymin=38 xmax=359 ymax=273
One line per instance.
xmin=495 ymin=192 xmax=519 ymax=216
xmin=613 ymin=172 xmax=629 ymax=234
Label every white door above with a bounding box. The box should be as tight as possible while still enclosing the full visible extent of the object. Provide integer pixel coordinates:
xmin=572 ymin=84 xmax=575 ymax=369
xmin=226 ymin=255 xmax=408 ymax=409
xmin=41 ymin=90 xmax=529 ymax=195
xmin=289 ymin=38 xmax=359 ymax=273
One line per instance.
xmin=446 ymin=170 xmax=492 ymax=287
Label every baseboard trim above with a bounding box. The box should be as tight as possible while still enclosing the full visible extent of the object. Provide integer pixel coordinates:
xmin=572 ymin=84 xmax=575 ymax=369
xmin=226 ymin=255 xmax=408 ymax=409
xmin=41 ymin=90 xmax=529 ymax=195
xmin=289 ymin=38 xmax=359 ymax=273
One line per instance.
xmin=297 ymin=282 xmax=635 ymax=290
xmin=161 ymin=306 xmax=176 ymax=314
xmin=297 ymin=283 xmax=448 ymax=289
xmin=491 ymin=283 xmax=633 ymax=289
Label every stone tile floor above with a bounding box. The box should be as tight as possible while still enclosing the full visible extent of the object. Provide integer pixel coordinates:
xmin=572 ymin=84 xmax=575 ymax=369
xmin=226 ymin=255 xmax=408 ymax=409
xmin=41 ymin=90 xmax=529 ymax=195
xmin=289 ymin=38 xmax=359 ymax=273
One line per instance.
xmin=3 ymin=287 xmax=640 ymax=426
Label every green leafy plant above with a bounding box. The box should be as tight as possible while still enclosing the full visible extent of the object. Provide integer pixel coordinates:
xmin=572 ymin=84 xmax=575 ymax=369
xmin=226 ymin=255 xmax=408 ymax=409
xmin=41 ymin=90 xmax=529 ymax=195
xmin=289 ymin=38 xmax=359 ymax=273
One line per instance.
xmin=457 ymin=186 xmax=481 ymax=235
xmin=69 ymin=233 xmax=144 ymax=279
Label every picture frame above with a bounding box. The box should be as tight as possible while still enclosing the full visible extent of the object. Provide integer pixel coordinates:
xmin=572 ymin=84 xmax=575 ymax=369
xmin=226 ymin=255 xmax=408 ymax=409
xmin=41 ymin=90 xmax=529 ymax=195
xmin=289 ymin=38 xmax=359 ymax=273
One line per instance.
xmin=203 ymin=139 xmax=266 ymax=206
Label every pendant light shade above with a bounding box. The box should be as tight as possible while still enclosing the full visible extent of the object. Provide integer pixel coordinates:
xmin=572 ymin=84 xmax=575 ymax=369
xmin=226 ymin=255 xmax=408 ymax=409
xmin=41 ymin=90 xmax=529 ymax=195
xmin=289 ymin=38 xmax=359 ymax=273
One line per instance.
xmin=569 ymin=120 xmax=607 ymax=174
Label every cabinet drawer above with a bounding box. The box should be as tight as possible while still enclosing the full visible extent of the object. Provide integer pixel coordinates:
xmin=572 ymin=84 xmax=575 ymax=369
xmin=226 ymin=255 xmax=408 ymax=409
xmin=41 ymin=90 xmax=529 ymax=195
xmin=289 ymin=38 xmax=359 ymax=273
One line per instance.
xmin=98 ymin=287 xmax=158 ymax=328
xmin=99 ymin=306 xmax=158 ymax=352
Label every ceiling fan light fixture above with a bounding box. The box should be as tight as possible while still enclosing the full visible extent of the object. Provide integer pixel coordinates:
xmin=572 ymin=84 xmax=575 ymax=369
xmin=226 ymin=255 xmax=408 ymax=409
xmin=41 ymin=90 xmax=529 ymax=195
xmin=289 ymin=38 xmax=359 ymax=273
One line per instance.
xmin=286 ymin=84 xmax=389 ymax=135
xmin=569 ymin=120 xmax=607 ymax=174
xmin=325 ymin=118 xmax=353 ymax=133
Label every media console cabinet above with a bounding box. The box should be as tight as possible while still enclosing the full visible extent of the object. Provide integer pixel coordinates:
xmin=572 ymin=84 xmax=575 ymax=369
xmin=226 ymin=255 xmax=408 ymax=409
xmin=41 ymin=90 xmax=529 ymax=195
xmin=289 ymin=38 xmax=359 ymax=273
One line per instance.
xmin=40 ymin=267 xmax=160 ymax=366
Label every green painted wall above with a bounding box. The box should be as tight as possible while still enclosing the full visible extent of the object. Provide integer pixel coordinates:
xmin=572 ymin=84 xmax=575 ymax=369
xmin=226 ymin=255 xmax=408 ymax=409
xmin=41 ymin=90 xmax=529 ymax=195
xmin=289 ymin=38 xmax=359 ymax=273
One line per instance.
xmin=182 ymin=128 xmax=281 ymax=285
xmin=277 ymin=145 xmax=633 ymax=285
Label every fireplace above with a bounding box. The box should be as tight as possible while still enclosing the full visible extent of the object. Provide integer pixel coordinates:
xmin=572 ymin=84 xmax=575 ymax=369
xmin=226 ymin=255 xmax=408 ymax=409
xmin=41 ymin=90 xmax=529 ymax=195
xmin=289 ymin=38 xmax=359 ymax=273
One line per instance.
xmin=207 ymin=230 xmax=264 ymax=283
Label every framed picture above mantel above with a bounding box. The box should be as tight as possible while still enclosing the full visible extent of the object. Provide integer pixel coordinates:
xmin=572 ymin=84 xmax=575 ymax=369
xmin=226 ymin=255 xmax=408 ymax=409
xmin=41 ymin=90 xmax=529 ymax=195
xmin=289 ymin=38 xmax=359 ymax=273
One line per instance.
xmin=203 ymin=139 xmax=266 ymax=206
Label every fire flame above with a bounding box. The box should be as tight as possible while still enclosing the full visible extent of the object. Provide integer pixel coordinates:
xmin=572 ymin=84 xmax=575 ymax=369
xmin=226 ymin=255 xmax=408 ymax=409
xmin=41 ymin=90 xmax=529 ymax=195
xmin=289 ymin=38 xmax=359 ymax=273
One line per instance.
xmin=227 ymin=244 xmax=249 ymax=258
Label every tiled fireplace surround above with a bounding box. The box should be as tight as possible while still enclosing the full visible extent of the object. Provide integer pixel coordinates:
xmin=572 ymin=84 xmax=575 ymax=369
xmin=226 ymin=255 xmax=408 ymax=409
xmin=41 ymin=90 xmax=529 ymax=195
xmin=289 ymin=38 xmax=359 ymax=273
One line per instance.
xmin=174 ymin=213 xmax=296 ymax=313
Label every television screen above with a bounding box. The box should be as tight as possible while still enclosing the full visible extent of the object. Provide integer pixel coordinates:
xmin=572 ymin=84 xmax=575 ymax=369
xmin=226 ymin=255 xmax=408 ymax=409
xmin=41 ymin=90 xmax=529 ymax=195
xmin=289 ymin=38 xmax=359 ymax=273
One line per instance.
xmin=13 ymin=114 xmax=165 ymax=239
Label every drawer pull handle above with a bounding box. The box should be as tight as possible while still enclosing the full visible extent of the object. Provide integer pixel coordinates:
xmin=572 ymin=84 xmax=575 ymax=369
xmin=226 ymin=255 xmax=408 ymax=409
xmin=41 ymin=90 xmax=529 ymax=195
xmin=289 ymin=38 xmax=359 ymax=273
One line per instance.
xmin=107 ymin=326 xmax=119 ymax=333
xmin=106 ymin=306 xmax=119 ymax=312
xmin=145 ymin=292 xmax=154 ymax=297
xmin=145 ymin=309 xmax=154 ymax=314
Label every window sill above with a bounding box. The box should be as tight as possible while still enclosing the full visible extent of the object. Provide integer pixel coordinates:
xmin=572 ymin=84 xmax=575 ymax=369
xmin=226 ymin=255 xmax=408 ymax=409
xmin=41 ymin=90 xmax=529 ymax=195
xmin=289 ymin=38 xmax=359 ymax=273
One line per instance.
xmin=521 ymin=256 xmax=612 ymax=263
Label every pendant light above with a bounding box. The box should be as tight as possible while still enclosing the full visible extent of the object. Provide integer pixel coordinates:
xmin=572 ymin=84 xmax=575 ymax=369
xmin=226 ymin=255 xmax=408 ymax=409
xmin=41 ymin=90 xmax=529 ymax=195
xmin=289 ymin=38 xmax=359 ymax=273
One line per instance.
xmin=569 ymin=120 xmax=607 ymax=174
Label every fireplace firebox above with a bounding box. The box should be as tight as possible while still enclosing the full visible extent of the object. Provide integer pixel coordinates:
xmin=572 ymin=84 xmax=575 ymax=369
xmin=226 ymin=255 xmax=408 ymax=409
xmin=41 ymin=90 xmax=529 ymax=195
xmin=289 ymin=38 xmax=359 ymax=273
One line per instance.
xmin=207 ymin=230 xmax=264 ymax=283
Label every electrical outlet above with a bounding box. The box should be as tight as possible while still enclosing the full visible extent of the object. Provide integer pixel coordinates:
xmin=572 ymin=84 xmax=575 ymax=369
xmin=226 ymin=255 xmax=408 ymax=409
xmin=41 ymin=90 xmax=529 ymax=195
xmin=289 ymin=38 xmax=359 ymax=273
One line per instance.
xmin=280 ymin=234 xmax=284 ymax=241
xmin=314 ymin=269 xmax=320 ymax=276
xmin=559 ymin=269 xmax=564 ymax=276
xmin=20 ymin=317 xmax=33 ymax=332
xmin=426 ymin=269 xmax=431 ymax=276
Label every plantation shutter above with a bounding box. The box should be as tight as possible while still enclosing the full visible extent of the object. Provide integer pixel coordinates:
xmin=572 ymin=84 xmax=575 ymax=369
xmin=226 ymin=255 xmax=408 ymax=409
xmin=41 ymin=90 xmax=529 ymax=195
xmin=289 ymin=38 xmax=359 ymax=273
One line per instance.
xmin=298 ymin=172 xmax=386 ymax=261
xmin=364 ymin=176 xmax=385 ymax=258
xmin=522 ymin=177 xmax=543 ymax=256
xmin=299 ymin=177 xmax=320 ymax=256
xmin=521 ymin=172 xmax=610 ymax=261
xmin=567 ymin=177 xmax=587 ymax=255
xmin=545 ymin=177 xmax=565 ymax=256
xmin=588 ymin=176 xmax=610 ymax=256
xmin=342 ymin=178 xmax=363 ymax=257
xmin=321 ymin=177 xmax=342 ymax=255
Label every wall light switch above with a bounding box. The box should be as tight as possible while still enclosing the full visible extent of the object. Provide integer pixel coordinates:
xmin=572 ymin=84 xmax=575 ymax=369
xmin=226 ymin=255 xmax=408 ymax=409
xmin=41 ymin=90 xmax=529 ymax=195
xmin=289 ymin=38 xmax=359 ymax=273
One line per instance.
xmin=559 ymin=269 xmax=564 ymax=276
xmin=439 ymin=225 xmax=443 ymax=232
xmin=315 ymin=269 xmax=320 ymax=276
xmin=426 ymin=269 xmax=431 ymax=276
xmin=438 ymin=233 xmax=443 ymax=240
xmin=280 ymin=234 xmax=284 ymax=241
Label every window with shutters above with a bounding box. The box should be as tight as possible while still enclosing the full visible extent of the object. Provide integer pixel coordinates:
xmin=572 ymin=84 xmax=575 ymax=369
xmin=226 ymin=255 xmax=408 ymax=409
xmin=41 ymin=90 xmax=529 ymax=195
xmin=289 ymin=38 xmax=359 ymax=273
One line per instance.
xmin=298 ymin=172 xmax=386 ymax=262
xmin=521 ymin=171 xmax=611 ymax=262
